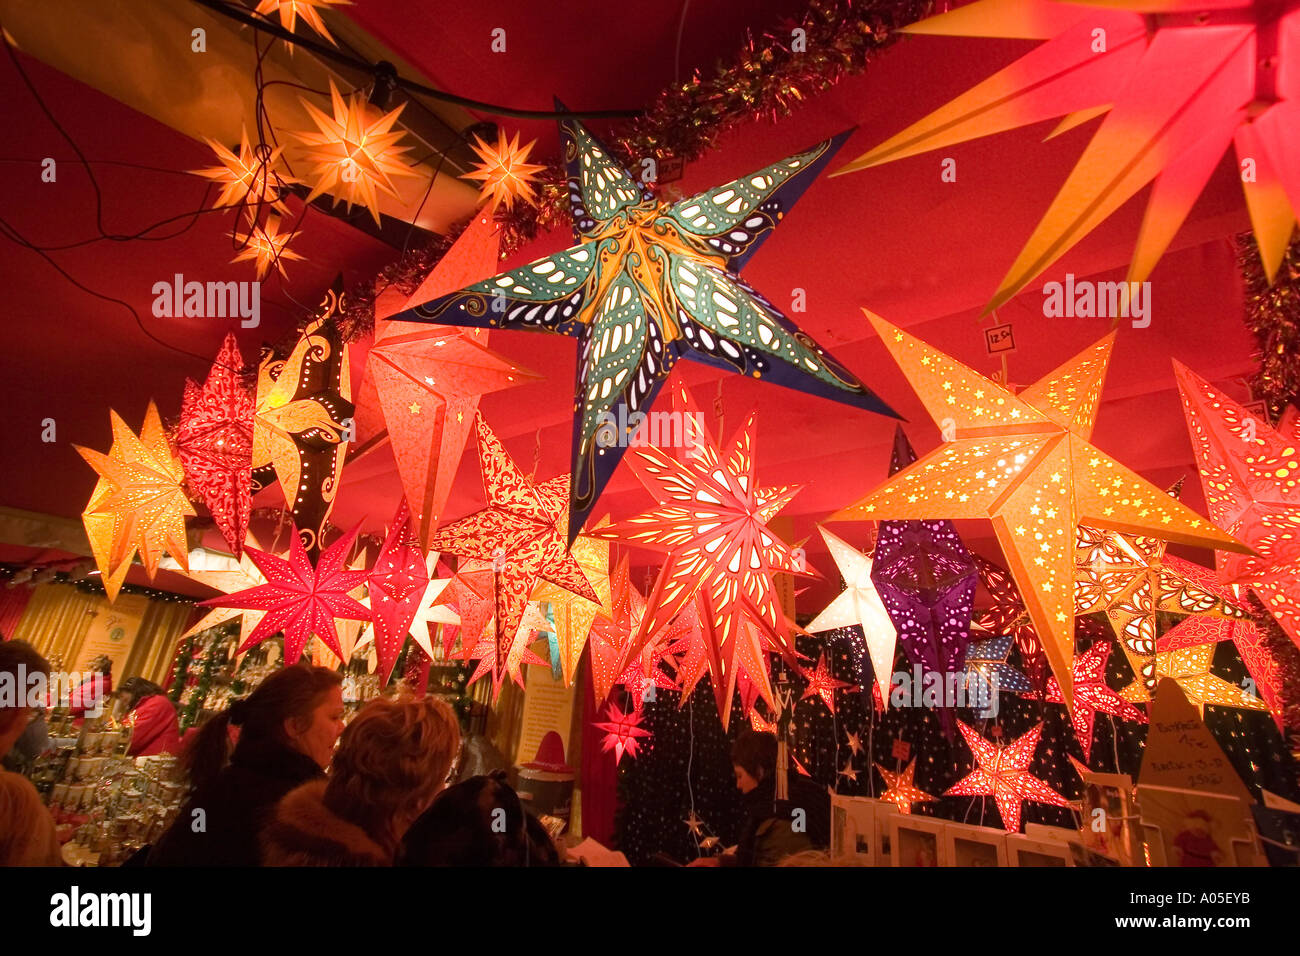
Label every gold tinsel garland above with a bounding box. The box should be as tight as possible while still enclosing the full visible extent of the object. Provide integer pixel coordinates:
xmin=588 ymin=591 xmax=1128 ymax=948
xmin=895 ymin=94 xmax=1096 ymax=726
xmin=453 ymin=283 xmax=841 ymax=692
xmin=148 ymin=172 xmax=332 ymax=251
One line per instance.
xmin=1239 ymin=232 xmax=1300 ymax=423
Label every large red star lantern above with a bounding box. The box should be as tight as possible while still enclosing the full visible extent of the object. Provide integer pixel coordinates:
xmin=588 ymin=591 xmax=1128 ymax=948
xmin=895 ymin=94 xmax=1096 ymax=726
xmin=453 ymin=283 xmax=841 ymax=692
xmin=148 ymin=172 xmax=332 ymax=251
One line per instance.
xmin=177 ymin=333 xmax=254 ymax=556
xmin=427 ymin=414 xmax=598 ymax=696
xmin=1045 ymin=640 xmax=1147 ymax=763
xmin=944 ymin=722 xmax=1069 ymax=832
xmin=366 ymin=500 xmax=430 ymax=686
xmin=361 ymin=216 xmax=538 ymax=550
xmin=589 ymin=383 xmax=808 ymax=729
xmin=1173 ymin=362 xmax=1300 ymax=649
xmin=199 ymin=523 xmax=371 ymax=663
xmin=835 ymin=0 xmax=1300 ymax=305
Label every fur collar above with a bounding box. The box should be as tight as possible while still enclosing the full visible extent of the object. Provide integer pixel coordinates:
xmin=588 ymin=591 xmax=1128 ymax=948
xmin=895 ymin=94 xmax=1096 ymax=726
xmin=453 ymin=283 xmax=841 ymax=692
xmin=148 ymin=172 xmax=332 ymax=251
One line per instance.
xmin=262 ymin=780 xmax=391 ymax=867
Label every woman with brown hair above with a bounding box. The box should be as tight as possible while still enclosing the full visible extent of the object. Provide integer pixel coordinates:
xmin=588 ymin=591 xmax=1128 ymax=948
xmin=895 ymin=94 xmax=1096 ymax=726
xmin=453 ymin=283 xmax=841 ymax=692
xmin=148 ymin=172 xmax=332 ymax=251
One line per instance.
xmin=145 ymin=662 xmax=344 ymax=867
xmin=261 ymin=696 xmax=461 ymax=866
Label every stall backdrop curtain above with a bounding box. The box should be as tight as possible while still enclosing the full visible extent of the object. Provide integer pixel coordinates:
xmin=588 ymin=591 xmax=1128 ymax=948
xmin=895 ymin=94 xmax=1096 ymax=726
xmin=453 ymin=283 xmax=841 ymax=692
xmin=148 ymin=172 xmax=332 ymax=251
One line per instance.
xmin=0 ymin=585 xmax=34 ymax=641
xmin=9 ymin=582 xmax=193 ymax=684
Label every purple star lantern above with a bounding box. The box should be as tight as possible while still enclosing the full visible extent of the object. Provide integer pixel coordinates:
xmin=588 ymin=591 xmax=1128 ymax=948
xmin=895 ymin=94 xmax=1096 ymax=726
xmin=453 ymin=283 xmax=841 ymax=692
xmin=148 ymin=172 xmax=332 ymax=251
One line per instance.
xmin=869 ymin=426 xmax=978 ymax=736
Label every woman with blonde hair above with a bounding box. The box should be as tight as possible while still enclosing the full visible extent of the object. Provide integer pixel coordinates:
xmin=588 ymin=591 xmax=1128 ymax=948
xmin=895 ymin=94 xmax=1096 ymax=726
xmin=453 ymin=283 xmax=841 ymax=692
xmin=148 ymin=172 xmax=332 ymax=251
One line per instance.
xmin=262 ymin=695 xmax=461 ymax=866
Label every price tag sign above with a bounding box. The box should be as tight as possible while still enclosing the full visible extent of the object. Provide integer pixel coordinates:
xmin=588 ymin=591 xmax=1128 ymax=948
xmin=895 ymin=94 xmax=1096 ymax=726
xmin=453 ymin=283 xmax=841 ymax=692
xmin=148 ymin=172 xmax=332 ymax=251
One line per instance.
xmin=658 ymin=156 xmax=684 ymax=183
xmin=891 ymin=739 xmax=911 ymax=761
xmin=984 ymin=324 xmax=1016 ymax=354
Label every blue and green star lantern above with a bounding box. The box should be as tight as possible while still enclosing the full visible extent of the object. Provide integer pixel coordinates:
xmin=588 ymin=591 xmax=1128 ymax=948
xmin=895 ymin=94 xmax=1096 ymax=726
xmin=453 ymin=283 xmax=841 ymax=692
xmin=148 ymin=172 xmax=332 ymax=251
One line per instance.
xmin=391 ymin=111 xmax=899 ymax=538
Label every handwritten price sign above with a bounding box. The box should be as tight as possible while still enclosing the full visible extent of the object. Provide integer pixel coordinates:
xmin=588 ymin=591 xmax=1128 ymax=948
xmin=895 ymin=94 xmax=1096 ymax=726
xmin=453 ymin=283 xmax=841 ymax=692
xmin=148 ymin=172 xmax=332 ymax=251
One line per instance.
xmin=984 ymin=324 xmax=1016 ymax=354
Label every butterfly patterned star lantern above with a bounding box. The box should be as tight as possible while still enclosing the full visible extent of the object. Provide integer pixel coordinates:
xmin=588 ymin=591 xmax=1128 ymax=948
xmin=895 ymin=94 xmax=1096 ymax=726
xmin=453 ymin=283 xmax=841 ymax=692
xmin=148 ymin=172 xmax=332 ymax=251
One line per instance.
xmin=251 ymin=282 xmax=354 ymax=556
xmin=426 ymin=414 xmax=598 ymax=696
xmin=1158 ymin=614 xmax=1283 ymax=730
xmin=834 ymin=0 xmax=1300 ymax=304
xmin=945 ymin=722 xmax=1069 ymax=832
xmin=176 ymin=333 xmax=255 ymax=556
xmin=199 ymin=523 xmax=371 ymax=663
xmin=77 ymin=401 xmax=195 ymax=603
xmin=1172 ymin=362 xmax=1300 ymax=650
xmin=842 ymin=312 xmax=1248 ymax=707
xmin=390 ymin=112 xmax=898 ymax=539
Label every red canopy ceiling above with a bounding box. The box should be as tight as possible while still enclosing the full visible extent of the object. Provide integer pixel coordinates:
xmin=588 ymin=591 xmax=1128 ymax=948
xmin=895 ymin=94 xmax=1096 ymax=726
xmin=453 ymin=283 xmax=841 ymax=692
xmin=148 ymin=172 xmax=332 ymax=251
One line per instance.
xmin=0 ymin=3 xmax=1260 ymax=609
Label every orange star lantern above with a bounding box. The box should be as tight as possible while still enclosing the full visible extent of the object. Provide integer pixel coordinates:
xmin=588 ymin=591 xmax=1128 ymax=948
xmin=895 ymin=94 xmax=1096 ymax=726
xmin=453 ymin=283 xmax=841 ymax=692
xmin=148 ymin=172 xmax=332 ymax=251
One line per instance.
xmin=834 ymin=0 xmax=1300 ymax=305
xmin=193 ymin=129 xmax=298 ymax=215
xmin=231 ymin=215 xmax=303 ymax=280
xmin=462 ymin=128 xmax=546 ymax=214
xmin=945 ymin=722 xmax=1068 ymax=833
xmin=76 ymin=402 xmax=195 ymax=602
xmin=254 ymin=0 xmax=350 ymax=46
xmin=876 ymin=759 xmax=936 ymax=814
xmin=841 ymin=312 xmax=1247 ymax=707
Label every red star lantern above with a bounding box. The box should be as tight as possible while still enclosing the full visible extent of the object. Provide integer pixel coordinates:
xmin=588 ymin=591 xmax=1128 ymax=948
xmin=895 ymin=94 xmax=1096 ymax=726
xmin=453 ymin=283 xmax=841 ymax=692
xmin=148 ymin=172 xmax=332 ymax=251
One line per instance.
xmin=594 ymin=701 xmax=653 ymax=764
xmin=877 ymin=759 xmax=936 ymax=814
xmin=1045 ymin=640 xmax=1147 ymax=762
xmin=944 ymin=722 xmax=1068 ymax=832
xmin=176 ymin=333 xmax=255 ymax=556
xmin=427 ymin=414 xmax=598 ymax=696
xmin=1173 ymin=362 xmax=1300 ymax=649
xmin=366 ymin=499 xmax=430 ymax=685
xmin=799 ymin=652 xmax=856 ymax=715
xmin=588 ymin=554 xmax=647 ymax=707
xmin=199 ymin=523 xmax=370 ymax=663
xmin=1159 ymin=613 xmax=1284 ymax=731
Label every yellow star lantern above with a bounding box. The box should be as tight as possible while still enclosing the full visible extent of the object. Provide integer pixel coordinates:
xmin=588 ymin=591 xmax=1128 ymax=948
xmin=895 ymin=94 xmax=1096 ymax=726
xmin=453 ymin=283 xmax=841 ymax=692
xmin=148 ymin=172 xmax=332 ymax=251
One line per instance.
xmin=192 ymin=129 xmax=298 ymax=214
xmin=289 ymin=80 xmax=417 ymax=227
xmin=254 ymin=0 xmax=350 ymax=46
xmin=179 ymin=532 xmax=273 ymax=663
xmin=876 ymin=758 xmax=936 ymax=814
xmin=836 ymin=311 xmax=1248 ymax=706
xmin=76 ymin=402 xmax=195 ymax=603
xmin=1122 ymin=643 xmax=1269 ymax=716
xmin=462 ymin=128 xmax=546 ymax=214
xmin=231 ymin=215 xmax=303 ymax=280
xmin=532 ymin=517 xmax=613 ymax=688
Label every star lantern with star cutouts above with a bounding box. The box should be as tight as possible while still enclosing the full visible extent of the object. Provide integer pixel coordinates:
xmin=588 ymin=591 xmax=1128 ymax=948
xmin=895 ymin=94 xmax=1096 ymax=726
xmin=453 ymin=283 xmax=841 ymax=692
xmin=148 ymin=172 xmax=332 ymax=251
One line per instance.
xmin=76 ymin=401 xmax=196 ymax=603
xmin=176 ymin=333 xmax=255 ymax=556
xmin=1158 ymin=613 xmax=1284 ymax=731
xmin=840 ymin=312 xmax=1248 ymax=707
xmin=1045 ymin=639 xmax=1147 ymax=763
xmin=425 ymin=413 xmax=598 ymax=697
xmin=1172 ymin=361 xmax=1300 ymax=650
xmin=251 ymin=281 xmax=354 ymax=557
xmin=361 ymin=215 xmax=539 ymax=550
xmin=363 ymin=500 xmax=430 ymax=685
xmin=588 ymin=382 xmax=810 ymax=730
xmin=945 ymin=722 xmax=1069 ymax=833
xmin=199 ymin=523 xmax=371 ymax=663
xmin=877 ymin=759 xmax=937 ymax=814
xmin=833 ymin=0 xmax=1300 ymax=306
xmin=1122 ymin=634 xmax=1272 ymax=717
xmin=389 ymin=110 xmax=899 ymax=538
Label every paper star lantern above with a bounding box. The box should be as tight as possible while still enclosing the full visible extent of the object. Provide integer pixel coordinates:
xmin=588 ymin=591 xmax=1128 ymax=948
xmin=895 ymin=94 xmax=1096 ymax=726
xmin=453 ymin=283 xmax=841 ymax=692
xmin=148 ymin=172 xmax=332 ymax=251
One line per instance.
xmin=589 ymin=383 xmax=806 ymax=729
xmin=860 ymin=426 xmax=978 ymax=727
xmin=364 ymin=215 xmax=537 ymax=549
xmin=1123 ymin=638 xmax=1271 ymax=716
xmin=435 ymin=561 xmax=493 ymax=658
xmin=362 ymin=500 xmax=430 ymax=685
xmin=289 ymin=80 xmax=417 ymax=226
xmin=231 ymin=214 xmax=302 ymax=279
xmin=594 ymin=701 xmax=653 ymax=764
xmin=1075 ymin=482 xmax=1252 ymax=693
xmin=391 ymin=112 xmax=898 ymax=538
xmin=876 ymin=759 xmax=936 ymax=814
xmin=76 ymin=401 xmax=195 ymax=602
xmin=799 ymin=652 xmax=855 ymax=714
xmin=806 ymin=527 xmax=897 ymax=706
xmin=834 ymin=0 xmax=1300 ymax=305
xmin=587 ymin=553 xmax=646 ymax=707
xmin=945 ymin=722 xmax=1068 ymax=833
xmin=427 ymin=413 xmax=598 ymax=695
xmin=199 ymin=523 xmax=370 ymax=663
xmin=1045 ymin=640 xmax=1147 ymax=762
xmin=973 ymin=554 xmax=1048 ymax=690
xmin=1160 ymin=613 xmax=1283 ymax=730
xmin=176 ymin=333 xmax=255 ymax=556
xmin=251 ymin=283 xmax=353 ymax=555
xmin=841 ymin=312 xmax=1247 ymax=707
xmin=964 ymin=634 xmax=1032 ymax=695
xmin=254 ymin=0 xmax=350 ymax=45
xmin=454 ymin=597 xmax=551 ymax=690
xmin=1173 ymin=362 xmax=1300 ymax=649
xmin=533 ymin=517 xmax=612 ymax=688
xmin=193 ymin=129 xmax=298 ymax=214
xmin=462 ymin=128 xmax=546 ymax=214
xmin=179 ymin=533 xmax=273 ymax=655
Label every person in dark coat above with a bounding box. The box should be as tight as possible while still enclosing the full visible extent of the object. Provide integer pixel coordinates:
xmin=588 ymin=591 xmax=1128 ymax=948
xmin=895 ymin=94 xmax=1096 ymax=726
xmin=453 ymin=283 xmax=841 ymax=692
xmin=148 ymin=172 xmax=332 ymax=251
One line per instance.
xmin=146 ymin=663 xmax=344 ymax=867
xmin=261 ymin=696 xmax=461 ymax=867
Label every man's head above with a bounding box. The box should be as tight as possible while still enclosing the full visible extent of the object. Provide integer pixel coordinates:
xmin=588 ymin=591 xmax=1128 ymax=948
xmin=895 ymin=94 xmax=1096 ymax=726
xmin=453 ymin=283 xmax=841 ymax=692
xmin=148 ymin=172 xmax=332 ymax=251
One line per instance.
xmin=0 ymin=641 xmax=51 ymax=759
xmin=730 ymin=730 xmax=777 ymax=794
